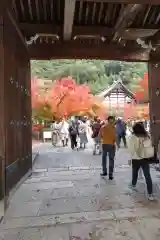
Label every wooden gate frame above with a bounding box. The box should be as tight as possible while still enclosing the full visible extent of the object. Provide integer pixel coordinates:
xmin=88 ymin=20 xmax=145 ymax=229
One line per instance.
xmin=0 ymin=10 xmax=32 ymax=211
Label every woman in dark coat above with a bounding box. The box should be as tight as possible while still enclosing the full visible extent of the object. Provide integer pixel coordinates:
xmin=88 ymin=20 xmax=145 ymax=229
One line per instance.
xmin=69 ymin=120 xmax=78 ymax=149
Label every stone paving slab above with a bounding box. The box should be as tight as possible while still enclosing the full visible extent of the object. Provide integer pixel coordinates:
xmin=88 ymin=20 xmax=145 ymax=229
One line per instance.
xmin=2 ymin=225 xmax=70 ymax=240
xmin=5 ymin=202 xmax=41 ymax=218
xmin=1 ymin=144 xmax=160 ymax=239
xmin=0 ymin=200 xmax=4 ymax=222
xmin=38 ymin=191 xmax=160 ymax=217
xmin=25 ymin=171 xmax=133 ymax=185
xmin=2 ymin=218 xmax=160 ymax=240
xmin=134 ymin=217 xmax=160 ymax=240
xmin=2 ymin=207 xmax=160 ymax=230
xmin=25 ymin=173 xmax=97 ymax=183
xmin=3 ymin=168 xmax=160 ymax=216
xmin=20 ymin=180 xmax=74 ymax=191
xmin=9 ymin=179 xmax=129 ymax=204
xmin=70 ymin=220 xmax=142 ymax=240
xmin=10 ymin=188 xmax=53 ymax=203
xmin=2 ymin=219 xmax=160 ymax=240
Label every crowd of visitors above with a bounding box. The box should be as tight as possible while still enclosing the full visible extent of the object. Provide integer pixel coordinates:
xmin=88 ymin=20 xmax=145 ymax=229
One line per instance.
xmin=51 ymin=116 xmax=90 ymax=150
xmin=51 ymin=115 xmax=157 ymax=201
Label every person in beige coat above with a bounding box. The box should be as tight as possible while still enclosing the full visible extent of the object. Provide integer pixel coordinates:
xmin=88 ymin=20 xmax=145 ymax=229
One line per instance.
xmin=128 ymin=122 xmax=154 ymax=201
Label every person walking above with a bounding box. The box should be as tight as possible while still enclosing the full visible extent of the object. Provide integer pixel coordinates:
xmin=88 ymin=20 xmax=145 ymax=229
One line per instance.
xmin=99 ymin=116 xmax=116 ymax=180
xmin=51 ymin=120 xmax=60 ymax=146
xmin=78 ymin=118 xmax=88 ymax=149
xmin=59 ymin=118 xmax=69 ymax=147
xmin=69 ymin=120 xmax=78 ymax=150
xmin=92 ymin=117 xmax=102 ymax=155
xmin=116 ymin=118 xmax=127 ymax=148
xmin=128 ymin=122 xmax=154 ymax=201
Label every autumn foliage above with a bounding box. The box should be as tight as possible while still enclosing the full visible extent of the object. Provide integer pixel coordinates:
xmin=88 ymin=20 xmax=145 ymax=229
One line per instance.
xmin=123 ymin=72 xmax=149 ymax=120
xmin=123 ymin=101 xmax=136 ymax=119
xmin=134 ymin=72 xmax=149 ymax=101
xmin=31 ymin=76 xmax=106 ymax=120
xmin=123 ymin=101 xmax=149 ymax=120
xmin=31 ymin=77 xmax=39 ymax=108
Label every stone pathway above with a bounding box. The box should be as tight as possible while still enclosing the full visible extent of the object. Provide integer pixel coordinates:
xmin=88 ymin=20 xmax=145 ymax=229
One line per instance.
xmin=1 ymin=142 xmax=160 ymax=239
xmin=0 ymin=200 xmax=4 ymax=222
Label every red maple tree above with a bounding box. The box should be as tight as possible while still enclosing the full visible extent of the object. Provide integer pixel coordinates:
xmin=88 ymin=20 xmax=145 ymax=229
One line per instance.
xmin=31 ymin=76 xmax=106 ymax=120
xmin=134 ymin=72 xmax=148 ymax=101
xmin=123 ymin=100 xmax=136 ymax=119
xmin=31 ymin=77 xmax=39 ymax=108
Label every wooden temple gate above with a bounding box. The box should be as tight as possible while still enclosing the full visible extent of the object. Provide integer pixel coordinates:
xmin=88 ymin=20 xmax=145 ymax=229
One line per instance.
xmin=0 ymin=10 xmax=32 ymax=207
xmin=0 ymin=0 xmax=160 ymax=210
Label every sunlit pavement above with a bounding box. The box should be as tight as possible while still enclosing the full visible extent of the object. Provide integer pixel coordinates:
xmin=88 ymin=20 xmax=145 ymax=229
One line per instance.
xmin=1 ymin=140 xmax=160 ymax=240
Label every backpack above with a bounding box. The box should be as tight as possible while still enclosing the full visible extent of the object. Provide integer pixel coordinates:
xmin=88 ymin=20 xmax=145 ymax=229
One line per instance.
xmin=69 ymin=126 xmax=77 ymax=135
xmin=136 ymin=137 xmax=154 ymax=159
xmin=92 ymin=123 xmax=101 ymax=138
xmin=79 ymin=123 xmax=86 ymax=134
xmin=116 ymin=122 xmax=126 ymax=136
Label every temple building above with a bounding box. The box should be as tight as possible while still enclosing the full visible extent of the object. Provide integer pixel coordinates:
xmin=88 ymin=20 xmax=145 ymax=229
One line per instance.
xmin=98 ymin=79 xmax=135 ymax=116
xmin=32 ymin=77 xmax=53 ymax=91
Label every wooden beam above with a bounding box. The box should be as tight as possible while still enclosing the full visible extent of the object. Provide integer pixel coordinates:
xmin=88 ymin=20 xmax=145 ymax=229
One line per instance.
xmin=149 ymin=48 xmax=160 ymax=61
xmin=19 ymin=23 xmax=113 ymax=36
xmin=7 ymin=10 xmax=28 ymax=50
xmin=112 ymin=4 xmax=143 ymax=41
xmin=19 ymin=23 xmax=159 ymax=40
xmin=0 ymin=0 xmax=13 ymax=15
xmin=155 ymin=12 xmax=160 ymax=25
xmin=76 ymin=0 xmax=160 ymax=4
xmin=145 ymin=30 xmax=160 ymax=55
xmin=149 ymin=30 xmax=160 ymax=44
xmin=72 ymin=26 xmax=112 ymax=37
xmin=19 ymin=23 xmax=61 ymax=35
xmin=63 ymin=0 xmax=76 ymax=40
xmin=122 ymin=28 xmax=158 ymax=40
xmin=28 ymin=42 xmax=149 ymax=62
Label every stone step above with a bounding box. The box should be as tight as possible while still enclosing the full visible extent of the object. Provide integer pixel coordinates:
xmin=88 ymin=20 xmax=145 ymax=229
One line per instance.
xmin=26 ymin=169 xmax=131 ymax=184
xmin=2 ymin=207 xmax=160 ymax=230
xmin=33 ymin=164 xmax=130 ymax=173
xmin=6 ymin=181 xmax=160 ymax=220
xmin=25 ymin=167 xmax=158 ymax=187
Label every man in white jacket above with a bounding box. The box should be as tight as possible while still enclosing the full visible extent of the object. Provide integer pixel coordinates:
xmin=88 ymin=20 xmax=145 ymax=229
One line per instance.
xmin=59 ymin=118 xmax=69 ymax=147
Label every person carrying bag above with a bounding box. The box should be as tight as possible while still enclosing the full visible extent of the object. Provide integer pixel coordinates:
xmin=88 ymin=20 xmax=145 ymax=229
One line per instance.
xmin=128 ymin=122 xmax=154 ymax=201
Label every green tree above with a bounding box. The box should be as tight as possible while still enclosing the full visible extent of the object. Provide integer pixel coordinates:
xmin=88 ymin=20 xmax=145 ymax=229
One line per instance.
xmin=31 ymin=60 xmax=147 ymax=94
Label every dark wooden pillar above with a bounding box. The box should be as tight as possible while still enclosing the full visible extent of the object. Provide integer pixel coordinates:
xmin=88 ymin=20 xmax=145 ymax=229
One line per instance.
xmin=0 ymin=15 xmax=5 ymax=201
xmin=148 ymin=62 xmax=160 ymax=147
xmin=0 ymin=1 xmax=12 ymax=15
xmin=0 ymin=10 xmax=32 ymax=206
